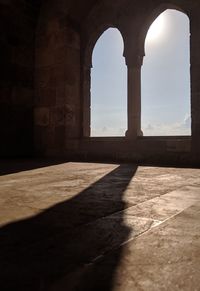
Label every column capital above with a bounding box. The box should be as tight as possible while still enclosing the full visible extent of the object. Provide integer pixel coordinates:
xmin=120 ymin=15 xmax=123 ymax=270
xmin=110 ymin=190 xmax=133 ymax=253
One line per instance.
xmin=125 ymin=54 xmax=144 ymax=68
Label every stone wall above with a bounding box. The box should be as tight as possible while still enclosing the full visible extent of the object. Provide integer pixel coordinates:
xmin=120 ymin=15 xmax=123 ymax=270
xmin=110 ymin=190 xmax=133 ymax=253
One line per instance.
xmin=1 ymin=0 xmax=200 ymax=165
xmin=35 ymin=0 xmax=81 ymax=155
xmin=80 ymin=0 xmax=200 ymax=165
xmin=0 ymin=0 xmax=39 ymax=157
xmin=33 ymin=0 xmax=200 ymax=165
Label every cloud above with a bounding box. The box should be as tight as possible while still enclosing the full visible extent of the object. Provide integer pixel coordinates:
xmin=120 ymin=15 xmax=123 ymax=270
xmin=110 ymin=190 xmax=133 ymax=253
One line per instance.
xmin=146 ymin=124 xmax=154 ymax=131
xmin=92 ymin=114 xmax=191 ymax=137
xmin=183 ymin=113 xmax=191 ymax=128
xmin=143 ymin=114 xmax=191 ymax=136
xmin=91 ymin=126 xmax=126 ymax=136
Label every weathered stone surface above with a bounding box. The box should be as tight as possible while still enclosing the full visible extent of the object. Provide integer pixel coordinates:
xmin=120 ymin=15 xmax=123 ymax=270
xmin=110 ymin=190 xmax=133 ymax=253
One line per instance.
xmin=0 ymin=162 xmax=200 ymax=290
xmin=34 ymin=107 xmax=50 ymax=127
xmin=0 ymin=0 xmax=37 ymax=157
xmin=1 ymin=0 xmax=200 ymax=163
xmin=1 ymin=1 xmax=200 ymax=290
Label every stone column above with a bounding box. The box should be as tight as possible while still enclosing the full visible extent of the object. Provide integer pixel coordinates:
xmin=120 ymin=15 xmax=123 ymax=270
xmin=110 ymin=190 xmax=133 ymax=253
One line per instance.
xmin=82 ymin=65 xmax=91 ymax=137
xmin=126 ymin=60 xmax=143 ymax=139
xmin=190 ymin=10 xmax=200 ymax=161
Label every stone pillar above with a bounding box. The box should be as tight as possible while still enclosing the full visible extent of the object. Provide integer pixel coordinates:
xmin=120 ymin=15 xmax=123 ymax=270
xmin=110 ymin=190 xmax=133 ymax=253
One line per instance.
xmin=82 ymin=65 xmax=91 ymax=137
xmin=190 ymin=10 xmax=200 ymax=161
xmin=126 ymin=61 xmax=143 ymax=139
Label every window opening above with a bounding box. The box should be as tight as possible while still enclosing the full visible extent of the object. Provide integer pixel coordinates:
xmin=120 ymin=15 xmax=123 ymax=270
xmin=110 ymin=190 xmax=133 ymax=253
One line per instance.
xmin=141 ymin=9 xmax=191 ymax=136
xmin=91 ymin=28 xmax=127 ymax=137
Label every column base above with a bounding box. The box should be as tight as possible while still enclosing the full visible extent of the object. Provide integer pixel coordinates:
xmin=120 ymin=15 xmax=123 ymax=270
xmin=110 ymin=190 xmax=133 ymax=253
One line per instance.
xmin=125 ymin=129 xmax=143 ymax=139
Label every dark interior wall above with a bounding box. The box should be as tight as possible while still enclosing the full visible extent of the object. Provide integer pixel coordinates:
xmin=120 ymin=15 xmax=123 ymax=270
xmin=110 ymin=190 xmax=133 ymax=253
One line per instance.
xmin=1 ymin=0 xmax=200 ymax=164
xmin=34 ymin=0 xmax=200 ymax=165
xmin=0 ymin=0 xmax=40 ymax=157
xmin=34 ymin=0 xmax=82 ymax=156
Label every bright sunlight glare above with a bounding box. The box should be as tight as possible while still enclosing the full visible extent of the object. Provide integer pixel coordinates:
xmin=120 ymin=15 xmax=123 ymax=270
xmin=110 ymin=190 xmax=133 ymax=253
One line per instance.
xmin=146 ymin=13 xmax=165 ymax=42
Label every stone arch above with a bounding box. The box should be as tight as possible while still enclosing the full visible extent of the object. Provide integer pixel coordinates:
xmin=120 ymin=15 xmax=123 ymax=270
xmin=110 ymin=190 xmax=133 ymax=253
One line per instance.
xmin=83 ymin=24 xmax=126 ymax=68
xmin=138 ymin=3 xmax=189 ymax=60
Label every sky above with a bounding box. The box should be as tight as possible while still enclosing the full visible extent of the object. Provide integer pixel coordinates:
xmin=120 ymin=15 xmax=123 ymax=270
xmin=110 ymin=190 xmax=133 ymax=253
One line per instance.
xmin=91 ymin=9 xmax=191 ymax=137
xmin=91 ymin=28 xmax=127 ymax=136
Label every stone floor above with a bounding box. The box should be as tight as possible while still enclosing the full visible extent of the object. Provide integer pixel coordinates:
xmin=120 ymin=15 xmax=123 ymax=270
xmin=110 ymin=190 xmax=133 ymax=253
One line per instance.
xmin=0 ymin=160 xmax=200 ymax=291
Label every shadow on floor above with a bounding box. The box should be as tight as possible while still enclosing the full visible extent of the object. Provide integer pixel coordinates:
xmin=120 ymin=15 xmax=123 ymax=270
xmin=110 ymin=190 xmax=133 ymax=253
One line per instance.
xmin=0 ymin=159 xmax=69 ymax=176
xmin=0 ymin=164 xmax=137 ymax=291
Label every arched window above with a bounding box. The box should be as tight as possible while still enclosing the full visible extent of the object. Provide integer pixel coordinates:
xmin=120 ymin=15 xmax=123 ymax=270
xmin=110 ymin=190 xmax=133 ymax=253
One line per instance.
xmin=91 ymin=28 xmax=127 ymax=137
xmin=141 ymin=9 xmax=191 ymax=136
